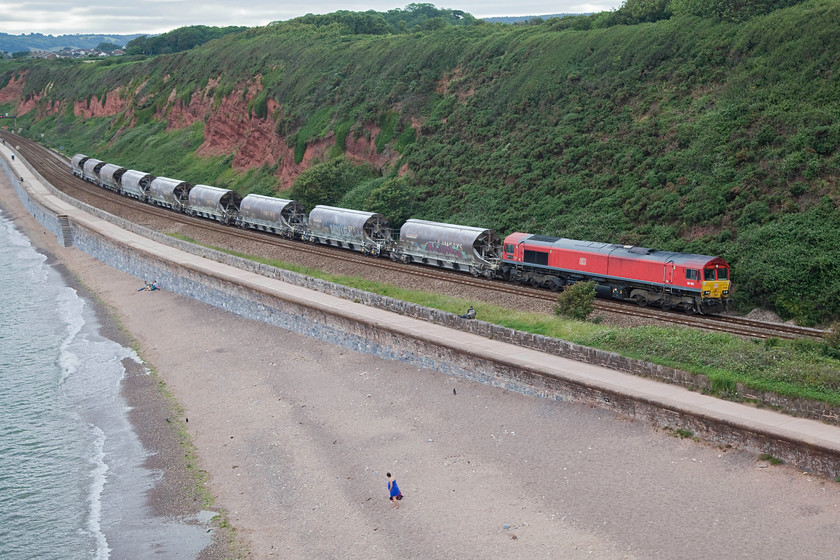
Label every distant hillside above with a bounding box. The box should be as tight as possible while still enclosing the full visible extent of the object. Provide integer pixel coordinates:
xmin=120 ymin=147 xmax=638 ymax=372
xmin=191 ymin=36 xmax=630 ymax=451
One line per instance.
xmin=481 ymin=13 xmax=581 ymax=24
xmin=0 ymin=0 xmax=838 ymax=325
xmin=0 ymin=33 xmax=146 ymax=53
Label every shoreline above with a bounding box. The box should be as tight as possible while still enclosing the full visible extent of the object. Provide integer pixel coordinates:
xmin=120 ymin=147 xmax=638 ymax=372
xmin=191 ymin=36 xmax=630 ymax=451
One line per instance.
xmin=3 ymin=161 xmax=840 ymax=559
xmin=0 ymin=170 xmax=235 ymax=559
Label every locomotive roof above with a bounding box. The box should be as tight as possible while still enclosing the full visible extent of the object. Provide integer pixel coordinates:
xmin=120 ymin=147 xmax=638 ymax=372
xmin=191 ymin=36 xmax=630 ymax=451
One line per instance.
xmin=507 ymin=232 xmax=728 ymax=268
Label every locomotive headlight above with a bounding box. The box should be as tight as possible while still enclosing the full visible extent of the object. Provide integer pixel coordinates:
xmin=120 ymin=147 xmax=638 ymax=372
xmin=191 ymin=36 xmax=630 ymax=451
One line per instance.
xmin=703 ymin=290 xmax=710 ymax=295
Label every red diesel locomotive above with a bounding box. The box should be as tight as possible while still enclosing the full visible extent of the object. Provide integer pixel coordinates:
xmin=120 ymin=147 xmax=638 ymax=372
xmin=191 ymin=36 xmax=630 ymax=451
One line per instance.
xmin=501 ymin=232 xmax=731 ymax=314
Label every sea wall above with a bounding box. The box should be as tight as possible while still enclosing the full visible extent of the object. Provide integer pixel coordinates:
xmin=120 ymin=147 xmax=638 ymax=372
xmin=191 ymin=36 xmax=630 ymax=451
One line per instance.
xmin=5 ymin=150 xmax=840 ymax=478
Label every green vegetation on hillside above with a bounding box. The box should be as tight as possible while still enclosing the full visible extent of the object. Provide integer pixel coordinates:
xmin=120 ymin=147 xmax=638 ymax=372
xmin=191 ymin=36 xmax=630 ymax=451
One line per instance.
xmin=293 ymin=3 xmax=480 ymax=33
xmin=1 ymin=0 xmax=839 ymax=325
xmin=124 ymin=25 xmax=248 ymax=56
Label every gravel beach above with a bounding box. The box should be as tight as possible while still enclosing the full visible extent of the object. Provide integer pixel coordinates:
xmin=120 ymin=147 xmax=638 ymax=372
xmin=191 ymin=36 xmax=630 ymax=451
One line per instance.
xmin=2 ymin=169 xmax=840 ymax=560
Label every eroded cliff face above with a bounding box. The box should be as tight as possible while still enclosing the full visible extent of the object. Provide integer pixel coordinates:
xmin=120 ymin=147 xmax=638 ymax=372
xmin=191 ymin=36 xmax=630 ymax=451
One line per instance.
xmin=168 ymin=80 xmax=399 ymax=187
xmin=74 ymin=89 xmax=129 ymax=119
xmin=0 ymin=73 xmax=406 ymax=189
xmin=0 ymin=73 xmax=25 ymax=105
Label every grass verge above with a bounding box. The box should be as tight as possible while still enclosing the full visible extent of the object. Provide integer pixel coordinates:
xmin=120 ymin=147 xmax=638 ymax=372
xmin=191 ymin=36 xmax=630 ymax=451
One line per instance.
xmin=167 ymin=233 xmax=840 ymax=408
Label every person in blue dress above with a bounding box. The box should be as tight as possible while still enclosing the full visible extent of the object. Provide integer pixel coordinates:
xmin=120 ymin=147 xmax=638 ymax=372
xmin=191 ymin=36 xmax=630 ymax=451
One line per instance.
xmin=387 ymin=472 xmax=402 ymax=509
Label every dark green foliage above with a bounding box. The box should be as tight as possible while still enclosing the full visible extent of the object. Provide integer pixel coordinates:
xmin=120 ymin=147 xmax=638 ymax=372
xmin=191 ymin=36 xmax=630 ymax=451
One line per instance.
xmin=96 ymin=42 xmax=121 ymax=53
xmin=291 ymin=4 xmax=480 ymax=34
xmin=362 ymin=177 xmax=414 ymax=226
xmin=670 ymin=0 xmax=808 ymax=22
xmin=827 ymin=324 xmax=840 ymax=350
xmin=610 ymin=0 xmax=674 ymax=25
xmin=124 ymin=26 xmax=246 ymax=55
xmin=287 ymin=158 xmax=379 ymax=210
xmin=555 ymin=281 xmax=597 ymax=320
xmin=730 ymin=201 xmax=840 ymax=326
xmin=823 ymin=325 xmax=840 ymax=360
xmin=294 ymin=11 xmax=392 ymax=35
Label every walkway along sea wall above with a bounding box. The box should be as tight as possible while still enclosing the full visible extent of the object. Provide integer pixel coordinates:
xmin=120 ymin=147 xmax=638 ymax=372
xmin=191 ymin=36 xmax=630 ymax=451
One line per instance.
xmin=3 ymin=147 xmax=840 ymax=478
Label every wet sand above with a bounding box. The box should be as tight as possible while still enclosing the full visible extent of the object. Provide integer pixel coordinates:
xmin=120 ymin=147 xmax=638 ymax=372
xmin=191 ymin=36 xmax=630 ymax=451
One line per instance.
xmin=2 ymin=168 xmax=840 ymax=559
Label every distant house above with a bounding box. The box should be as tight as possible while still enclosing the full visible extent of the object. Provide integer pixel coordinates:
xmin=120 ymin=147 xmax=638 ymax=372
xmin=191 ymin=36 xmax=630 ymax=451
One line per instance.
xmin=30 ymin=51 xmax=57 ymax=59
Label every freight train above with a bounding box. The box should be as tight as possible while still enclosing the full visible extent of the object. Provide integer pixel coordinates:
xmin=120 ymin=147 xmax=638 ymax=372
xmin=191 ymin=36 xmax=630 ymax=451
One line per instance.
xmin=71 ymin=154 xmax=731 ymax=314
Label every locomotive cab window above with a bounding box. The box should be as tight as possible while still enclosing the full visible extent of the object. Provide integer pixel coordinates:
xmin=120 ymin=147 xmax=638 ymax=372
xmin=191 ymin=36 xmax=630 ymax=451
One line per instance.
xmin=504 ymin=243 xmax=515 ymax=255
xmin=686 ymin=269 xmax=699 ymax=281
xmin=704 ymin=268 xmax=716 ymax=281
xmin=717 ymin=268 xmax=729 ymax=280
xmin=524 ymin=249 xmax=549 ymax=266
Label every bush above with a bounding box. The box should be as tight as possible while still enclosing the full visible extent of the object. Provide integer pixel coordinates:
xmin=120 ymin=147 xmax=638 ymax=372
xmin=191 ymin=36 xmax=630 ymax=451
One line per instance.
xmin=554 ymin=281 xmax=597 ymax=320
xmin=287 ymin=158 xmax=379 ymax=209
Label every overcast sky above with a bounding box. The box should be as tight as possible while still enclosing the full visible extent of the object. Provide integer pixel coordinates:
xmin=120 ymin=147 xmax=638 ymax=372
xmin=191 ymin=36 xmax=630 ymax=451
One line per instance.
xmin=0 ymin=2 xmax=624 ymax=36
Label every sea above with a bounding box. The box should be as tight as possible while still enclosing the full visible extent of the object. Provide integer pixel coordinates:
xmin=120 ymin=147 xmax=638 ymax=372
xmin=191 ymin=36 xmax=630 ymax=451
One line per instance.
xmin=0 ymin=202 xmax=211 ymax=558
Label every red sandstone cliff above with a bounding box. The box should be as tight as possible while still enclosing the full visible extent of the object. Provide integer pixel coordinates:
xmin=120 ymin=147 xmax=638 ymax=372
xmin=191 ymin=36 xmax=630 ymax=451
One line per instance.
xmin=0 ymin=74 xmax=405 ymax=188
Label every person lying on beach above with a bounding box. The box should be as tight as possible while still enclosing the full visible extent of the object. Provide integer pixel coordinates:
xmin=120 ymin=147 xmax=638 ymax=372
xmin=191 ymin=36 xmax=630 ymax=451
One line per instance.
xmin=138 ymin=281 xmax=160 ymax=291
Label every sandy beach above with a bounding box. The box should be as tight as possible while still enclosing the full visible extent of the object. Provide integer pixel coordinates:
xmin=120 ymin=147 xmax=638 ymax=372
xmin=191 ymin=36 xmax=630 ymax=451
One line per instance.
xmin=2 ymin=167 xmax=840 ymax=559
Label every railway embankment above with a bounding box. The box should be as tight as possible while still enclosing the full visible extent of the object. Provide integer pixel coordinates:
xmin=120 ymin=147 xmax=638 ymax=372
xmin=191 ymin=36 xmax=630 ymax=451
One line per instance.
xmin=3 ymin=144 xmax=840 ymax=479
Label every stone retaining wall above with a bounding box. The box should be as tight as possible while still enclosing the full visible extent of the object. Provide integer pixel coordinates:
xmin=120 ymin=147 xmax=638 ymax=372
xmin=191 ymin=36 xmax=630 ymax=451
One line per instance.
xmin=6 ymin=153 xmax=840 ymax=477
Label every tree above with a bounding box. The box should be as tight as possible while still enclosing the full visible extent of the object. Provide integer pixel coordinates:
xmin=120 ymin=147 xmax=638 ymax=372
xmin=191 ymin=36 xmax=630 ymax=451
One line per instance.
xmin=554 ymin=281 xmax=597 ymax=320
xmin=425 ymin=17 xmax=448 ymax=31
xmin=670 ymin=0 xmax=805 ymax=21
xmin=616 ymin=0 xmax=673 ymax=24
xmin=124 ymin=26 xmax=245 ymax=56
xmin=364 ymin=177 xmax=413 ymax=226
xmin=288 ymin=158 xmax=378 ymax=210
xmin=96 ymin=41 xmax=121 ymax=52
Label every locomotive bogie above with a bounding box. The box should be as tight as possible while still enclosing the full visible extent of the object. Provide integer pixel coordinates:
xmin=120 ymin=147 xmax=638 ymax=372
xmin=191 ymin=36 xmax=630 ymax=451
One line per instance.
xmin=395 ymin=219 xmax=501 ymax=278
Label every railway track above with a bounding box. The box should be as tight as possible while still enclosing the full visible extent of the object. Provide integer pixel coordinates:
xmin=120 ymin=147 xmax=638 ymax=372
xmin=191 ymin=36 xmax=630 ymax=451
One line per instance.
xmin=4 ymin=131 xmax=826 ymax=341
